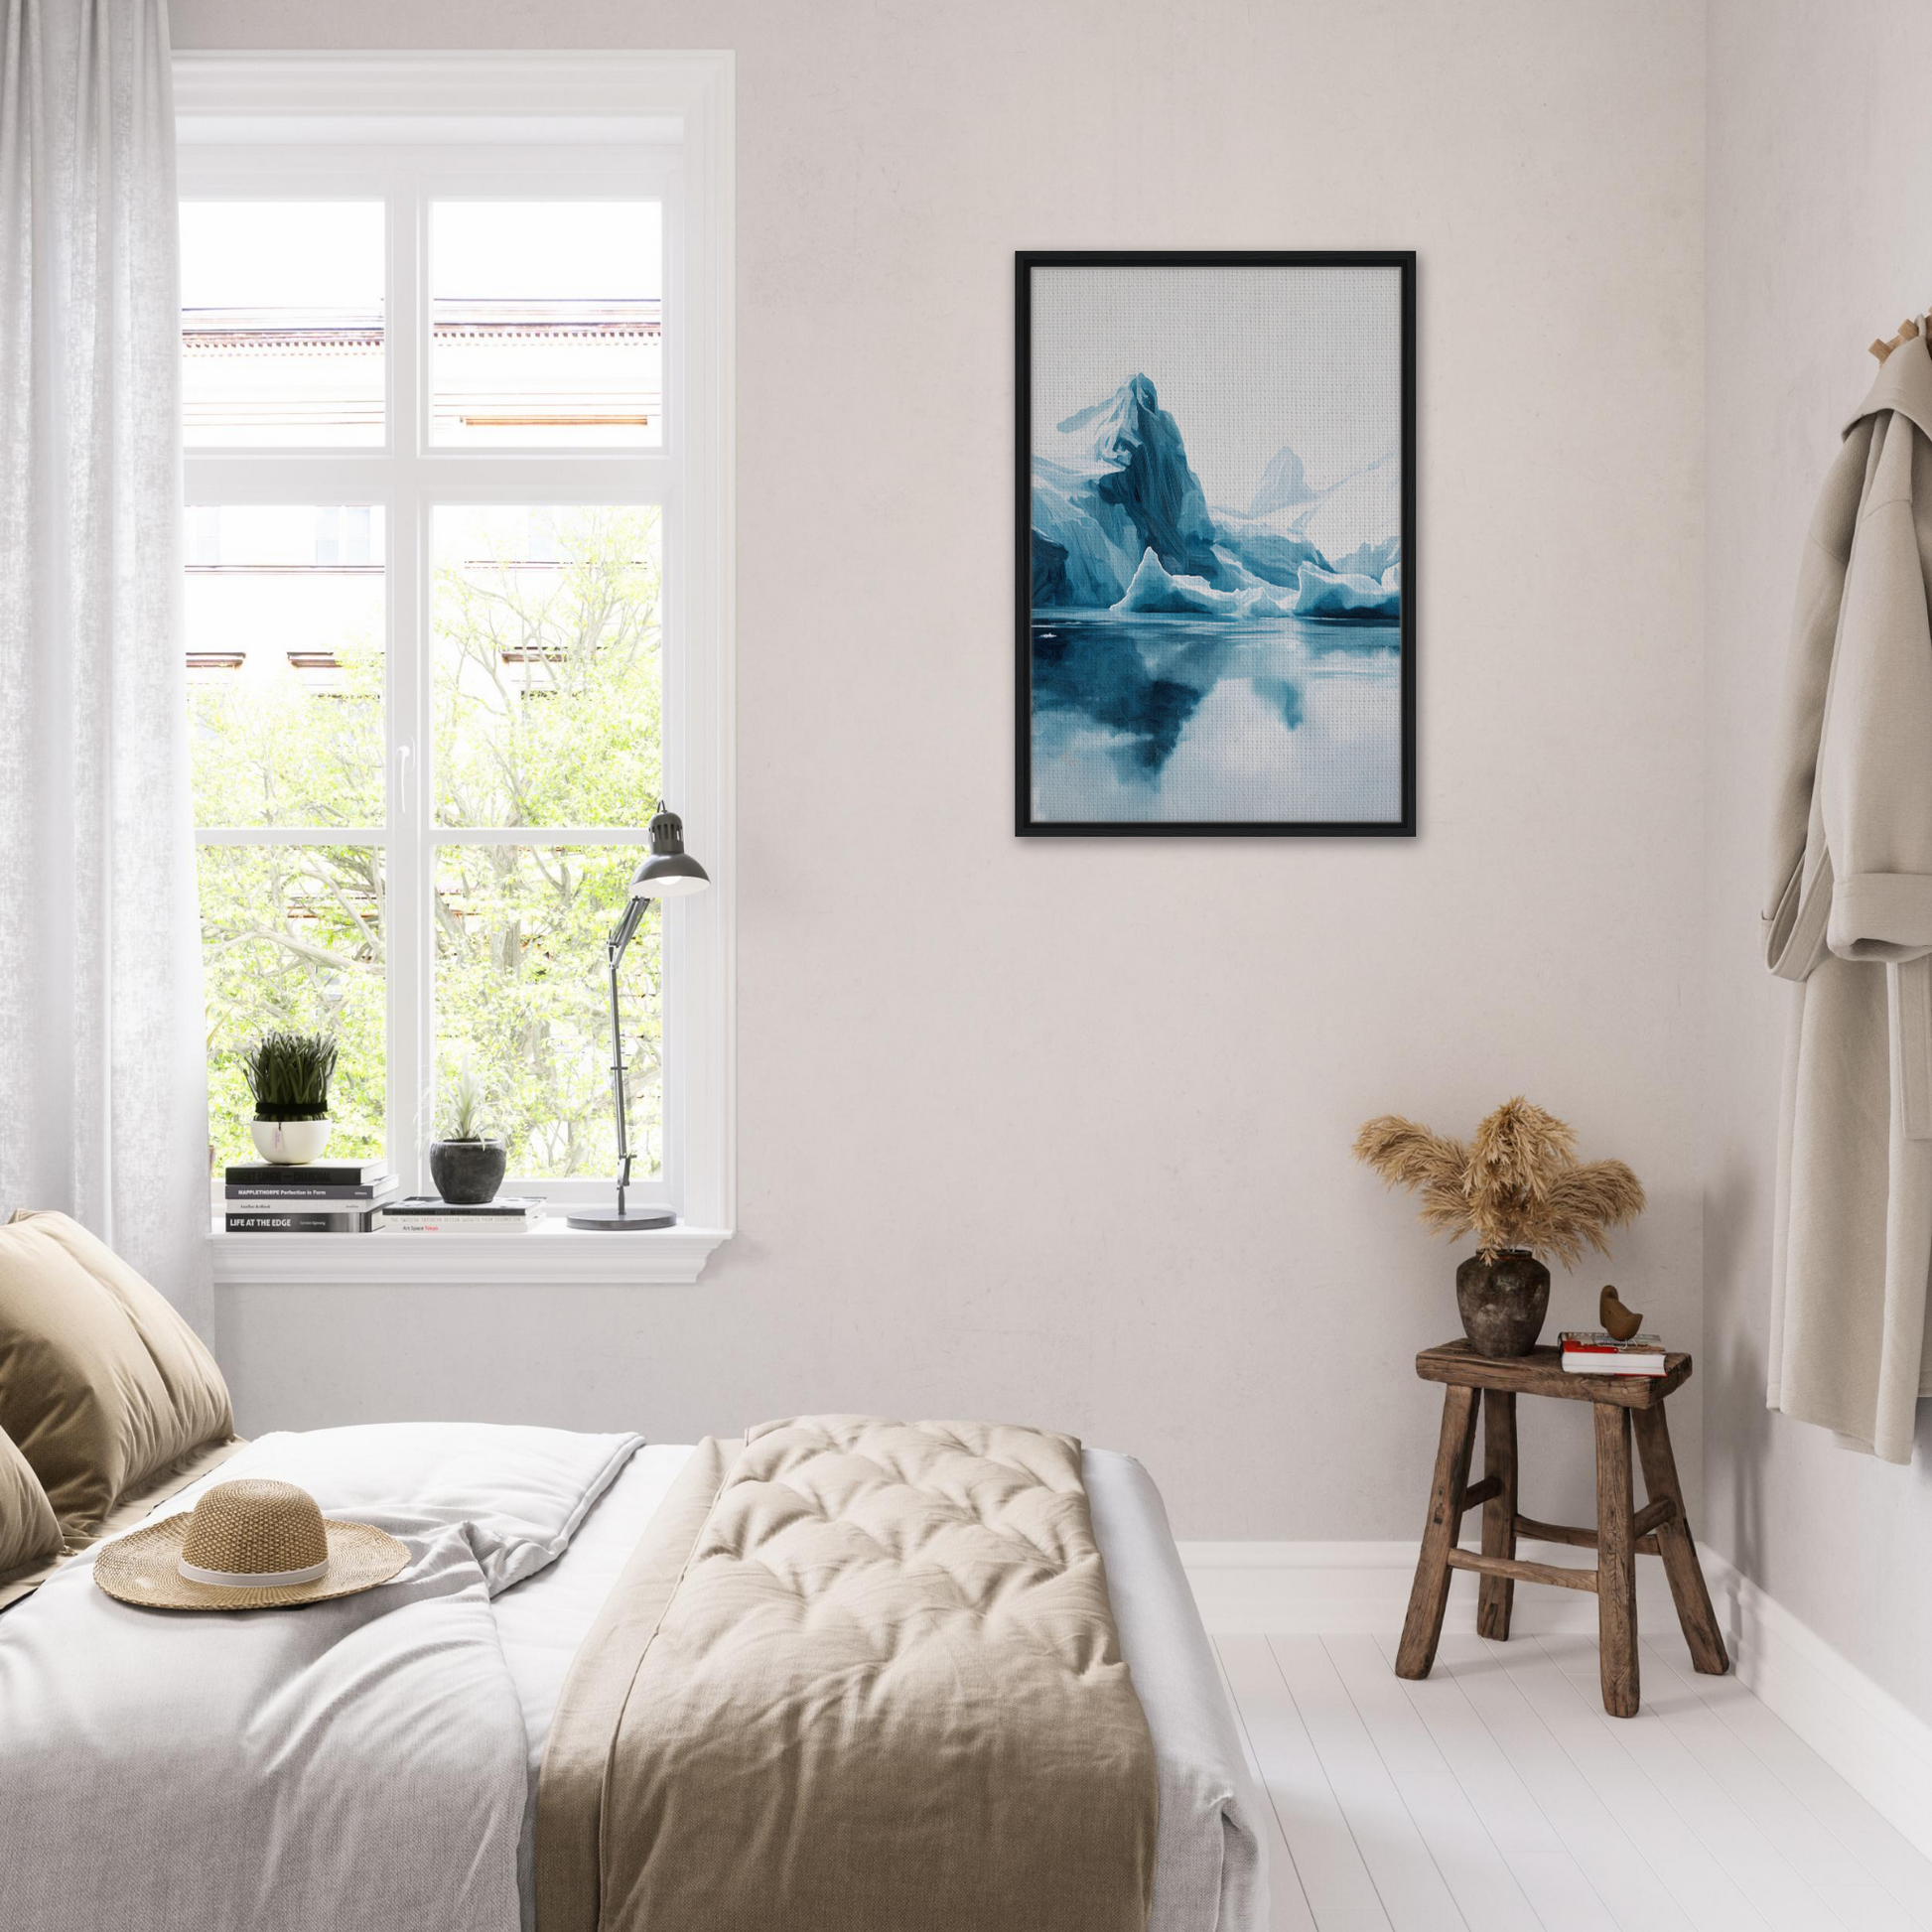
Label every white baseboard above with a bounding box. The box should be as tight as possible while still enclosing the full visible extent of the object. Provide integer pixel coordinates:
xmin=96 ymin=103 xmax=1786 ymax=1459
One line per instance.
xmin=1698 ymin=1546 xmax=1932 ymax=1864
xmin=1179 ymin=1538 xmax=1932 ymax=1866
xmin=1176 ymin=1537 xmax=1680 ymax=1638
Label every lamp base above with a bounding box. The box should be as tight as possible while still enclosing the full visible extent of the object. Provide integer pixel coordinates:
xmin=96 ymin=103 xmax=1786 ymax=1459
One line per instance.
xmin=566 ymin=1205 xmax=678 ymax=1231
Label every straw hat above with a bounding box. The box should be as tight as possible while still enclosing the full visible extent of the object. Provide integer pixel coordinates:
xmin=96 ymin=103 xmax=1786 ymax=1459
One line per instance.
xmin=93 ymin=1478 xmax=409 ymax=1610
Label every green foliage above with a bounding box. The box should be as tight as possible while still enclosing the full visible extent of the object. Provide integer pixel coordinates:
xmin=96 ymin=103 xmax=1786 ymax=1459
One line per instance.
xmin=201 ymin=845 xmax=385 ymax=1165
xmin=196 ymin=506 xmax=664 ymax=1177
xmin=242 ymin=1030 xmax=339 ymax=1120
xmin=190 ymin=615 xmax=383 ymax=828
xmin=433 ymin=506 xmax=662 ymax=829
xmin=433 ymin=843 xmax=657 ymax=1176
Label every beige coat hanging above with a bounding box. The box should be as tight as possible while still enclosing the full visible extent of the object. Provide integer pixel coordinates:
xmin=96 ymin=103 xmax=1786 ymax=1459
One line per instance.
xmin=1765 ymin=333 xmax=1932 ymax=1461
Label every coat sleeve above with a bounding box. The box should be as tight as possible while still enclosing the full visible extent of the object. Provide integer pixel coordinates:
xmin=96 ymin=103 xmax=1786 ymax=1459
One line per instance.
xmin=1821 ymin=413 xmax=1932 ymax=964
xmin=1763 ymin=426 xmax=1868 ymax=979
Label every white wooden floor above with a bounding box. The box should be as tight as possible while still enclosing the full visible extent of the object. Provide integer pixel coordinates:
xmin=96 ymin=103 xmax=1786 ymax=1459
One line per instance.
xmin=1214 ymin=1629 xmax=1932 ymax=1931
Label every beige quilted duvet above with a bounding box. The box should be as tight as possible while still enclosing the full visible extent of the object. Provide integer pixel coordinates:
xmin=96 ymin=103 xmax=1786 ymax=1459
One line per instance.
xmin=535 ymin=1416 xmax=1159 ymax=1932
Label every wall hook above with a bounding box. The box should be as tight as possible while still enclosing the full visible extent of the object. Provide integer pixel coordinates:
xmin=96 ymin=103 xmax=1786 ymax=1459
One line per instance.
xmin=1869 ymin=315 xmax=1925 ymax=363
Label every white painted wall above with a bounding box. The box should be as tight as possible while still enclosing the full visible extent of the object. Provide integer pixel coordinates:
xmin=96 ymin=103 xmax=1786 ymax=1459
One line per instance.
xmin=176 ymin=0 xmax=1708 ymax=1542
xmin=1704 ymin=0 xmax=1932 ymax=1729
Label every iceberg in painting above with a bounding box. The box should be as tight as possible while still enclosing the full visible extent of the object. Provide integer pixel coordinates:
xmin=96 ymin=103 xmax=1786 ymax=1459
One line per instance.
xmin=1031 ymin=375 xmax=1401 ymax=618
xmin=1030 ymin=373 xmax=1224 ymax=607
xmin=1248 ymin=444 xmax=1318 ymax=518
xmin=1113 ymin=547 xmax=1308 ymax=621
xmin=1112 ymin=546 xmax=1249 ymax=618
xmin=1027 ymin=289 xmax=1405 ymax=828
xmin=1294 ymin=450 xmax=1402 ymax=584
xmin=1292 ymin=562 xmax=1400 ymax=619
xmin=1206 ymin=511 xmax=1326 ymax=593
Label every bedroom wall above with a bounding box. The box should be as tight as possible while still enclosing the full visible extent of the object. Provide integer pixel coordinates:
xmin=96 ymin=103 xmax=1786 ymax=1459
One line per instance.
xmin=174 ymin=0 xmax=1708 ymax=1541
xmin=1703 ymin=0 xmax=1932 ymax=1726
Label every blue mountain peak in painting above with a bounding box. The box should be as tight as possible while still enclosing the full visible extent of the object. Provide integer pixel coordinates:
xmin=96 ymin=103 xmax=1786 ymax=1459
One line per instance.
xmin=1037 ymin=374 xmax=1221 ymax=595
xmin=1247 ymin=444 xmax=1317 ymax=518
xmin=1032 ymin=378 xmax=1398 ymax=619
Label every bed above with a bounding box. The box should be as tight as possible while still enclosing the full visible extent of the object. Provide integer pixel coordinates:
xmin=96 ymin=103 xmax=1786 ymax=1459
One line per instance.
xmin=0 ymin=1420 xmax=1266 ymax=1932
xmin=0 ymin=1215 xmax=1264 ymax=1929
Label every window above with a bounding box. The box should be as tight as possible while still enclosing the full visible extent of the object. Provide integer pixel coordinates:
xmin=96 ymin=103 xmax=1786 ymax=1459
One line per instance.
xmin=176 ymin=55 xmax=735 ymax=1278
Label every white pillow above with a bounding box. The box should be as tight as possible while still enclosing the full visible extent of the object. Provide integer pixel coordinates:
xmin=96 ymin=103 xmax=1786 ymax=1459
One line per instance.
xmin=152 ymin=1423 xmax=643 ymax=1593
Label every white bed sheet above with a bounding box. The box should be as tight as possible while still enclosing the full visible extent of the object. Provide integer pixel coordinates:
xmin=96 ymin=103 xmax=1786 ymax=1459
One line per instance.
xmin=1 ymin=1423 xmax=643 ymax=1932
xmin=491 ymin=1443 xmax=1266 ymax=1932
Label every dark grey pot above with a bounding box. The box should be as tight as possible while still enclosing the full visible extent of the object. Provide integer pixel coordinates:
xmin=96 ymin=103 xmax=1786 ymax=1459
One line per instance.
xmin=428 ymin=1139 xmax=507 ymax=1206
xmin=1454 ymin=1250 xmax=1551 ymax=1357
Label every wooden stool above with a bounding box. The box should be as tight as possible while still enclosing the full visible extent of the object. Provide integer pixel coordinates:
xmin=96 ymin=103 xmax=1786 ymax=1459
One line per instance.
xmin=1394 ymin=1339 xmax=1727 ymax=1718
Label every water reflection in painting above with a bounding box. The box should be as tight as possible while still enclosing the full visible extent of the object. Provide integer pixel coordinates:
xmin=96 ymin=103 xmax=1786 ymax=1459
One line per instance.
xmin=1030 ymin=612 xmax=1400 ymax=824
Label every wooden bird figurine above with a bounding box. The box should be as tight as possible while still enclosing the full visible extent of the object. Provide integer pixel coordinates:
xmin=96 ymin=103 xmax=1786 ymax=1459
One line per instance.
xmin=1599 ymin=1285 xmax=1643 ymax=1341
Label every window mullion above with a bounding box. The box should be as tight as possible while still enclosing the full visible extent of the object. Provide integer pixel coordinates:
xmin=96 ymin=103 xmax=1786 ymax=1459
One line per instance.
xmin=194 ymin=827 xmax=390 ymax=846
xmin=431 ymin=826 xmax=651 ymax=846
xmin=386 ymin=163 xmax=427 ymax=1198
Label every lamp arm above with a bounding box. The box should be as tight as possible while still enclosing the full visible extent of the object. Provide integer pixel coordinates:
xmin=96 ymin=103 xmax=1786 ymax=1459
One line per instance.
xmin=605 ymin=897 xmax=653 ymax=1217
xmin=609 ymin=892 xmax=648 ymax=960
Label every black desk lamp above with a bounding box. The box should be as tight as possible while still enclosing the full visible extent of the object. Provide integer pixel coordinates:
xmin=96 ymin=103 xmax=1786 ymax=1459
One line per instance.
xmin=568 ymin=804 xmax=709 ymax=1230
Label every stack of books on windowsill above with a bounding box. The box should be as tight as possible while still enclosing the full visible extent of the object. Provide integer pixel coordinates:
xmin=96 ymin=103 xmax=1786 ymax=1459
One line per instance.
xmin=378 ymin=1196 xmax=547 ymax=1235
xmin=223 ymin=1160 xmax=396 ymax=1233
xmin=1559 ymin=1330 xmax=1669 ymax=1377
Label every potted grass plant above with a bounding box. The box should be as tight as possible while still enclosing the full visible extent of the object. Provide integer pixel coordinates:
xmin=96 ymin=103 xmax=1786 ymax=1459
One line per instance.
xmin=243 ymin=1032 xmax=339 ymax=1166
xmin=1352 ymin=1097 xmax=1646 ymax=1357
xmin=428 ymin=1066 xmax=508 ymax=1206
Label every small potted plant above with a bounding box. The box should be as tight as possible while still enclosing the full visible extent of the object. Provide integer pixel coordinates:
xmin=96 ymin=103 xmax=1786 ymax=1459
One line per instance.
xmin=429 ymin=1066 xmax=507 ymax=1206
xmin=1353 ymin=1097 xmax=1646 ymax=1357
xmin=244 ymin=1032 xmax=339 ymax=1166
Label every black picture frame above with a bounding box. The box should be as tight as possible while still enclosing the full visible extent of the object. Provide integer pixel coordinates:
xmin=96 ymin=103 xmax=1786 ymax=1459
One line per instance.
xmin=1015 ymin=249 xmax=1417 ymax=837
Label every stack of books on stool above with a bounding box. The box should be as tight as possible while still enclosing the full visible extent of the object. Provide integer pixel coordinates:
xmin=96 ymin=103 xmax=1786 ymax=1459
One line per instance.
xmin=1559 ymin=1329 xmax=1667 ymax=1377
xmin=223 ymin=1160 xmax=396 ymax=1233
xmin=379 ymin=1196 xmax=547 ymax=1235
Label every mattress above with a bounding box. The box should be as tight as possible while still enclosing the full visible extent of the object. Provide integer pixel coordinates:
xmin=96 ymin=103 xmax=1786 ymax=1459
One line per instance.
xmin=491 ymin=1443 xmax=1266 ymax=1932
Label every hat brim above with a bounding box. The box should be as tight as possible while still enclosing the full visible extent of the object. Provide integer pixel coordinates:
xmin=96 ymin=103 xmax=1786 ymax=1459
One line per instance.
xmin=93 ymin=1514 xmax=410 ymax=1611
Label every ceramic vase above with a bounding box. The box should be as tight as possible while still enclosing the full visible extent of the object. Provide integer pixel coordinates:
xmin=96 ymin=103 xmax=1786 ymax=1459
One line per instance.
xmin=1454 ymin=1249 xmax=1551 ymax=1357
xmin=249 ymin=1118 xmax=333 ymax=1166
xmin=428 ymin=1139 xmax=507 ymax=1206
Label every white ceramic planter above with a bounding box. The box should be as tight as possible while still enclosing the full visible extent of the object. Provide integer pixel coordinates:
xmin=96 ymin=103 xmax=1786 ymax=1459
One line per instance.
xmin=250 ymin=1118 xmax=334 ymax=1165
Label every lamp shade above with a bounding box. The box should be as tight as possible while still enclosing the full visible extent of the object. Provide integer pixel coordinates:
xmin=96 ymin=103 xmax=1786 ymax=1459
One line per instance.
xmin=629 ymin=804 xmax=710 ymax=900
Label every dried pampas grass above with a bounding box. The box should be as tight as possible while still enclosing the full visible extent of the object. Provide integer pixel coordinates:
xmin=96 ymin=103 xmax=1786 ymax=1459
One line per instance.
xmin=1352 ymin=1096 xmax=1644 ymax=1266
xmin=1351 ymin=1116 xmax=1473 ymax=1239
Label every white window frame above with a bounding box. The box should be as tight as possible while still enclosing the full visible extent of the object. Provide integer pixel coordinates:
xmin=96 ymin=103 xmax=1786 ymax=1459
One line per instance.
xmin=178 ymin=54 xmax=735 ymax=1285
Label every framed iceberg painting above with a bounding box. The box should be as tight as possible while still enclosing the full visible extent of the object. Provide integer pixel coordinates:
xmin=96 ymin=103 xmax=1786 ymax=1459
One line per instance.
xmin=1016 ymin=251 xmax=1416 ymax=836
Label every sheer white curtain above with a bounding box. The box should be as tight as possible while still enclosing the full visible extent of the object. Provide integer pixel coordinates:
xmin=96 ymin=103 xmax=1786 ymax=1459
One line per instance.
xmin=0 ymin=0 xmax=208 ymax=1329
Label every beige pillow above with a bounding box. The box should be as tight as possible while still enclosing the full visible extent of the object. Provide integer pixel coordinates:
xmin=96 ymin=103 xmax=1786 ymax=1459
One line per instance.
xmin=0 ymin=1423 xmax=62 ymax=1583
xmin=0 ymin=1211 xmax=233 ymax=1532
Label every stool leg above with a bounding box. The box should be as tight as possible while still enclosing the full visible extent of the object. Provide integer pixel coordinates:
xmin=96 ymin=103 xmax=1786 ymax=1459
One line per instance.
xmin=1594 ymin=1401 xmax=1640 ymax=1718
xmin=1397 ymin=1384 xmax=1479 ymax=1680
xmin=1476 ymin=1389 xmax=1518 ymax=1640
xmin=1632 ymin=1405 xmax=1729 ymax=1676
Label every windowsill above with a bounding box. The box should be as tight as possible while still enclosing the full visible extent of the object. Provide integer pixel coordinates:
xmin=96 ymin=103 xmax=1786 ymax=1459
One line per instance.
xmin=208 ymin=1218 xmax=731 ymax=1285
